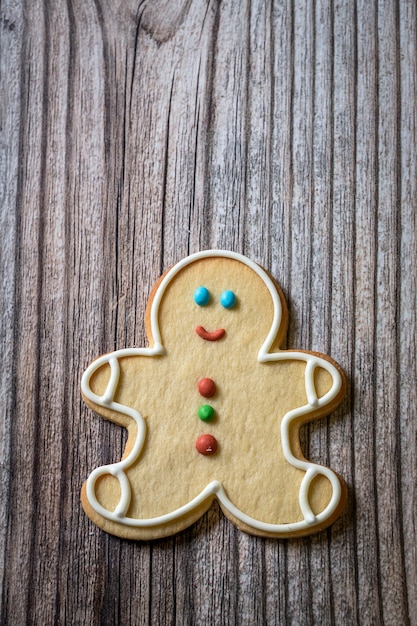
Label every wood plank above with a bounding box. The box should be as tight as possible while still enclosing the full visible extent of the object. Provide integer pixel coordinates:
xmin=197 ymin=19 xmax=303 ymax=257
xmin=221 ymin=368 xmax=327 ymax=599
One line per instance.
xmin=0 ymin=0 xmax=25 ymax=617
xmin=399 ymin=1 xmax=417 ymax=619
xmin=353 ymin=0 xmax=381 ymax=622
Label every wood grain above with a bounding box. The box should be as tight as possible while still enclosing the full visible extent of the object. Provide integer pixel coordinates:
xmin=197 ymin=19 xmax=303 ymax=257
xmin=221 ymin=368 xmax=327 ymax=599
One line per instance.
xmin=1 ymin=0 xmax=416 ymax=624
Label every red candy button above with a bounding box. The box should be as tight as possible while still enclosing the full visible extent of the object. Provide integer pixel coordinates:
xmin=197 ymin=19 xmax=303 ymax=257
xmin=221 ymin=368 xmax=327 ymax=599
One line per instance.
xmin=198 ymin=377 xmax=216 ymax=398
xmin=196 ymin=434 xmax=218 ymax=456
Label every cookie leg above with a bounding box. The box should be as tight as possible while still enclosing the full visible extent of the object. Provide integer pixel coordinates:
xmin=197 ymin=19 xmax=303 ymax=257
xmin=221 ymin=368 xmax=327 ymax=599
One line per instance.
xmin=298 ymin=465 xmax=343 ymax=524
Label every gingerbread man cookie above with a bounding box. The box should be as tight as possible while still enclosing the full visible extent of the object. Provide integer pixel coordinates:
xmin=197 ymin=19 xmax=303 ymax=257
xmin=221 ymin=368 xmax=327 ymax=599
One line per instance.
xmin=81 ymin=251 xmax=346 ymax=539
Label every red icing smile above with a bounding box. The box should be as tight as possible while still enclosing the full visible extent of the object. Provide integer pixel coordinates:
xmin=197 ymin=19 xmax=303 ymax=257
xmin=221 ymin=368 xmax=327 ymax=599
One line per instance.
xmin=196 ymin=326 xmax=225 ymax=341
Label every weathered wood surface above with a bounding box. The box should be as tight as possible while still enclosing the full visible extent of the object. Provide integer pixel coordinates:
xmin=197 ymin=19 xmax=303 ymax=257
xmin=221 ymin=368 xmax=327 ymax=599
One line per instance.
xmin=1 ymin=0 xmax=416 ymax=624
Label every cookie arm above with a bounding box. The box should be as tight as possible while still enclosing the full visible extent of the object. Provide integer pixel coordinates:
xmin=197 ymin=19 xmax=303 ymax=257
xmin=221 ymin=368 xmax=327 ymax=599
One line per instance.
xmin=81 ymin=354 xmax=120 ymax=407
xmin=81 ymin=345 xmax=165 ymax=408
xmin=303 ymin=354 xmax=344 ymax=411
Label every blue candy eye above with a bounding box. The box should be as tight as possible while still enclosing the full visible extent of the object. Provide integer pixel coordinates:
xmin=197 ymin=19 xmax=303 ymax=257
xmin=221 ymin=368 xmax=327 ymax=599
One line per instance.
xmin=194 ymin=286 xmax=210 ymax=306
xmin=220 ymin=290 xmax=236 ymax=309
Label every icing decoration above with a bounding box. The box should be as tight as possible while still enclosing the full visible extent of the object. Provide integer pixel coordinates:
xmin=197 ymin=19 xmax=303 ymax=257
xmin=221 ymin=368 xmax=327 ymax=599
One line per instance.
xmin=194 ymin=286 xmax=210 ymax=306
xmin=196 ymin=326 xmax=225 ymax=341
xmin=198 ymin=378 xmax=216 ymax=398
xmin=196 ymin=434 xmax=218 ymax=455
xmin=220 ymin=290 xmax=236 ymax=309
xmin=198 ymin=405 xmax=215 ymax=422
xmin=82 ymin=250 xmax=344 ymax=534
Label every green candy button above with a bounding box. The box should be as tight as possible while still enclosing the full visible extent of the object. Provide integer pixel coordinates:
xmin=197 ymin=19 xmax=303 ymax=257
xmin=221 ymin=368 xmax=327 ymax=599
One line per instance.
xmin=198 ymin=404 xmax=215 ymax=422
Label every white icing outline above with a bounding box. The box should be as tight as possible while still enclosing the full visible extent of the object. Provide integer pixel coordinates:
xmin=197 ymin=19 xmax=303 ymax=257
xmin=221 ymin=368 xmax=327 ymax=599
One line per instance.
xmin=82 ymin=250 xmax=343 ymax=534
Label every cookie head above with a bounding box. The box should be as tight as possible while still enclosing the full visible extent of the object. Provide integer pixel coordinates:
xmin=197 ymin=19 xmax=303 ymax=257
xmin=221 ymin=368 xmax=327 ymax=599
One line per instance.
xmin=150 ymin=254 xmax=287 ymax=358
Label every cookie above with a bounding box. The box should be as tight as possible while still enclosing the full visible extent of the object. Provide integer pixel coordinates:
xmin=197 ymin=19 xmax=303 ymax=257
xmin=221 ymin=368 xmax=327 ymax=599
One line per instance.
xmin=81 ymin=250 xmax=346 ymax=539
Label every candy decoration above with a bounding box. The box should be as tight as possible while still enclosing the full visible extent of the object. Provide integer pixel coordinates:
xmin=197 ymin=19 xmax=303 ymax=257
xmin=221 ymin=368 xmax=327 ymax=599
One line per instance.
xmin=220 ymin=290 xmax=236 ymax=309
xmin=194 ymin=286 xmax=210 ymax=306
xmin=196 ymin=434 xmax=218 ymax=456
xmin=196 ymin=326 xmax=225 ymax=341
xmin=198 ymin=405 xmax=215 ymax=422
xmin=197 ymin=377 xmax=217 ymax=397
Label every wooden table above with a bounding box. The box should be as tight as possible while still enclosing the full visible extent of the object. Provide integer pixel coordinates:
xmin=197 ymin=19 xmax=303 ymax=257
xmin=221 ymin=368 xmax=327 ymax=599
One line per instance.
xmin=2 ymin=1 xmax=416 ymax=624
